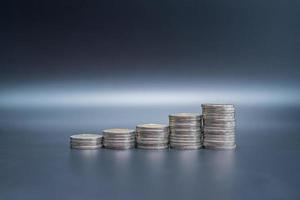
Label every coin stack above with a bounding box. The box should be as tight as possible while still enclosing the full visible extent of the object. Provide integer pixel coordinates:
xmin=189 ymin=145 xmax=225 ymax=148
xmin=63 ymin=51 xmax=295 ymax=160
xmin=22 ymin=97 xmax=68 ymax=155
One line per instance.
xmin=136 ymin=124 xmax=169 ymax=150
xmin=202 ymin=104 xmax=236 ymax=150
xmin=169 ymin=113 xmax=202 ymax=150
xmin=103 ymin=128 xmax=135 ymax=150
xmin=70 ymin=134 xmax=103 ymax=150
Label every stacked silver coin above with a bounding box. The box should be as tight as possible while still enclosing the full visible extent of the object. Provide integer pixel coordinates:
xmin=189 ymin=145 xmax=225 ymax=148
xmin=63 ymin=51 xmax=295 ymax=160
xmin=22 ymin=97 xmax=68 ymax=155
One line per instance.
xmin=169 ymin=113 xmax=202 ymax=150
xmin=136 ymin=124 xmax=169 ymax=150
xmin=202 ymin=104 xmax=236 ymax=150
xmin=103 ymin=128 xmax=135 ymax=150
xmin=70 ymin=134 xmax=103 ymax=149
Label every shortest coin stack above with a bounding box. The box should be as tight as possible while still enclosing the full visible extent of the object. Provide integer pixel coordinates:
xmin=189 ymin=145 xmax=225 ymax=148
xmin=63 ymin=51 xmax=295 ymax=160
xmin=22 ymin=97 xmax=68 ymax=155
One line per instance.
xmin=136 ymin=124 xmax=169 ymax=150
xmin=202 ymin=104 xmax=236 ymax=150
xmin=169 ymin=113 xmax=202 ymax=150
xmin=70 ymin=134 xmax=103 ymax=150
xmin=103 ymin=128 xmax=135 ymax=150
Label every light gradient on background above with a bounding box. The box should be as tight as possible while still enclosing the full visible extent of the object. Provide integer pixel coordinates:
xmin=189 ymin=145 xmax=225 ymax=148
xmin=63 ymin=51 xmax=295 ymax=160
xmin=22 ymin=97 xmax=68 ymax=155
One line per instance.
xmin=1 ymin=1 xmax=300 ymax=200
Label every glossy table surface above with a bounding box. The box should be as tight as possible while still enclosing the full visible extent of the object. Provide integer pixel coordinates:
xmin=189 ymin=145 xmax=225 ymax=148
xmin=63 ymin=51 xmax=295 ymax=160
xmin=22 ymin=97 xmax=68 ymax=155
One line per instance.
xmin=1 ymin=105 xmax=300 ymax=200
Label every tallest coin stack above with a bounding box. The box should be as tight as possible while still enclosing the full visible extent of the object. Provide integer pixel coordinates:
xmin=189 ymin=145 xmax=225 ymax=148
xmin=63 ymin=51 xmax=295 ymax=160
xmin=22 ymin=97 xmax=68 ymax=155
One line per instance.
xmin=202 ymin=104 xmax=236 ymax=150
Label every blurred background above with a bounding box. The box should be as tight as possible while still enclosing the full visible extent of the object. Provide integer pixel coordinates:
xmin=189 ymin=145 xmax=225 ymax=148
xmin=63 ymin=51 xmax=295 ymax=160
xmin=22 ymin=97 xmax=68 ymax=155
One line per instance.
xmin=1 ymin=1 xmax=300 ymax=199
xmin=1 ymin=0 xmax=300 ymax=131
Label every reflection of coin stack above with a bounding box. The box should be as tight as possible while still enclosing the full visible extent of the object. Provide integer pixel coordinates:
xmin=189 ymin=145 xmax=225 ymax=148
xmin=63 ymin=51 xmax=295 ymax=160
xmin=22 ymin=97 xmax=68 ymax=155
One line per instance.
xmin=70 ymin=134 xmax=103 ymax=150
xmin=103 ymin=128 xmax=135 ymax=150
xmin=169 ymin=113 xmax=202 ymax=150
xmin=202 ymin=104 xmax=236 ymax=150
xmin=136 ymin=124 xmax=169 ymax=150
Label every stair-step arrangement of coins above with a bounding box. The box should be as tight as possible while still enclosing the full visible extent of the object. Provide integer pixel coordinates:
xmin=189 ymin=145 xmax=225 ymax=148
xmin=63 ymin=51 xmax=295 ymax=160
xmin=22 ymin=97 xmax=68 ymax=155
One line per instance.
xmin=69 ymin=104 xmax=236 ymax=151
xmin=202 ymin=104 xmax=236 ymax=150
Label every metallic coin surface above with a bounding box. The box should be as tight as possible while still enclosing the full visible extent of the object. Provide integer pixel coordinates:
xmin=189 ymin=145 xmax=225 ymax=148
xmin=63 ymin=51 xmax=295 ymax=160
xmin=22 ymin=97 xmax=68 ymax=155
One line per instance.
xmin=70 ymin=144 xmax=102 ymax=150
xmin=136 ymin=123 xmax=168 ymax=130
xmin=102 ymin=128 xmax=136 ymax=150
xmin=69 ymin=134 xmax=103 ymax=150
xmin=135 ymin=123 xmax=169 ymax=150
xmin=204 ymin=144 xmax=237 ymax=150
xmin=137 ymin=144 xmax=169 ymax=150
xmin=169 ymin=113 xmax=202 ymax=150
xmin=170 ymin=144 xmax=202 ymax=150
xmin=70 ymin=141 xmax=101 ymax=146
xmin=70 ymin=134 xmax=103 ymax=140
xmin=202 ymin=104 xmax=236 ymax=150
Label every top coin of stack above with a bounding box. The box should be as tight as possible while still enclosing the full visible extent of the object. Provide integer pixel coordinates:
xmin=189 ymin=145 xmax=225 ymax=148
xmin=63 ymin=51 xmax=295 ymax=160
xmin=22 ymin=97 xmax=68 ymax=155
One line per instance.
xmin=103 ymin=128 xmax=135 ymax=150
xmin=201 ymin=104 xmax=236 ymax=150
xmin=169 ymin=113 xmax=202 ymax=150
xmin=136 ymin=123 xmax=169 ymax=150
xmin=70 ymin=134 xmax=103 ymax=150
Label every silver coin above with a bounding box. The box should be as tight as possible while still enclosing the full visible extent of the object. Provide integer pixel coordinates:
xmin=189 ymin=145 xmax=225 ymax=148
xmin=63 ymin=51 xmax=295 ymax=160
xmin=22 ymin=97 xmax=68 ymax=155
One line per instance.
xmin=202 ymin=109 xmax=235 ymax=113
xmin=203 ymin=118 xmax=235 ymax=122
xmin=136 ymin=138 xmax=168 ymax=143
xmin=103 ymin=141 xmax=135 ymax=145
xmin=104 ymin=135 xmax=135 ymax=139
xmin=103 ymin=138 xmax=135 ymax=142
xmin=103 ymin=139 xmax=135 ymax=143
xmin=169 ymin=118 xmax=201 ymax=122
xmin=136 ymin=130 xmax=169 ymax=135
xmin=136 ymin=132 xmax=169 ymax=136
xmin=104 ymin=134 xmax=135 ymax=138
xmin=204 ymin=132 xmax=235 ymax=136
xmin=204 ymin=127 xmax=235 ymax=131
xmin=104 ymin=145 xmax=135 ymax=150
xmin=70 ymin=144 xmax=102 ymax=150
xmin=170 ymin=126 xmax=201 ymax=130
xmin=170 ymin=139 xmax=201 ymax=143
xmin=203 ymin=133 xmax=235 ymax=138
xmin=170 ymin=131 xmax=201 ymax=135
xmin=137 ymin=139 xmax=168 ymax=144
xmin=70 ymin=141 xmax=102 ymax=146
xmin=203 ymin=117 xmax=235 ymax=121
xmin=103 ymin=134 xmax=135 ymax=138
xmin=103 ymin=143 xmax=135 ymax=148
xmin=103 ymin=128 xmax=135 ymax=134
xmin=203 ymin=139 xmax=235 ymax=144
xmin=203 ymin=114 xmax=235 ymax=118
xmin=203 ymin=142 xmax=236 ymax=147
xmin=204 ymin=126 xmax=235 ymax=130
xmin=137 ymin=137 xmax=168 ymax=141
xmin=170 ymin=134 xmax=201 ymax=138
xmin=170 ymin=127 xmax=201 ymax=132
xmin=204 ymin=135 xmax=235 ymax=140
xmin=204 ymin=121 xmax=236 ymax=126
xmin=202 ymin=108 xmax=235 ymax=112
xmin=170 ymin=121 xmax=201 ymax=127
xmin=203 ymin=109 xmax=235 ymax=112
xmin=137 ymin=144 xmax=169 ymax=150
xmin=202 ymin=103 xmax=234 ymax=107
xmin=169 ymin=113 xmax=201 ymax=119
xmin=169 ymin=119 xmax=201 ymax=125
xmin=170 ymin=141 xmax=201 ymax=145
xmin=170 ymin=144 xmax=202 ymax=150
xmin=204 ymin=144 xmax=236 ymax=150
xmin=170 ymin=133 xmax=201 ymax=137
xmin=70 ymin=134 xmax=103 ymax=141
xmin=136 ymin=123 xmax=168 ymax=129
xmin=136 ymin=134 xmax=169 ymax=138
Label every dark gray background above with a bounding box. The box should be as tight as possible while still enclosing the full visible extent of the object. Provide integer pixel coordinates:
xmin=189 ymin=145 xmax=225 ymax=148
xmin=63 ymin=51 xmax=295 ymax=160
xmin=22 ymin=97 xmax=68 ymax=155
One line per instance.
xmin=1 ymin=1 xmax=300 ymax=199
